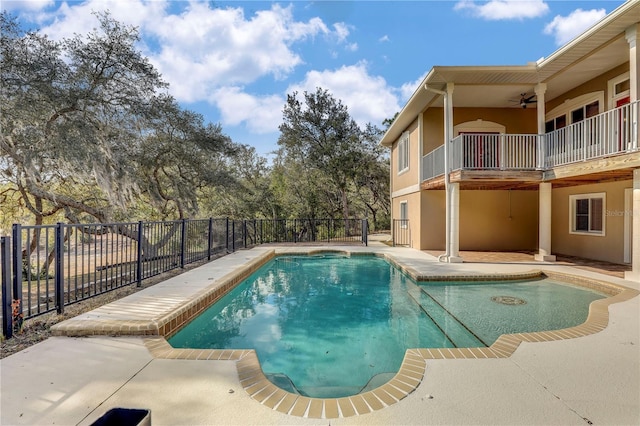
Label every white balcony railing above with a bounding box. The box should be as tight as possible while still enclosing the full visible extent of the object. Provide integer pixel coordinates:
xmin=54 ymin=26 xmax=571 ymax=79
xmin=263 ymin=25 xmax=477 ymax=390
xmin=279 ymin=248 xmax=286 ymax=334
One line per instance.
xmin=421 ymin=145 xmax=445 ymax=179
xmin=545 ymin=101 xmax=638 ymax=167
xmin=421 ymin=100 xmax=639 ymax=182
xmin=450 ymin=133 xmax=539 ymax=171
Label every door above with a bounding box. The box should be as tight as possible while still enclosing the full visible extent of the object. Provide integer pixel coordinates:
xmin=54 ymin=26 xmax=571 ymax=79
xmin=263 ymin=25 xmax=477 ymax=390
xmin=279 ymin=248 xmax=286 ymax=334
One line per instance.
xmin=616 ymin=96 xmax=631 ymax=151
xmin=460 ymin=132 xmax=499 ymax=168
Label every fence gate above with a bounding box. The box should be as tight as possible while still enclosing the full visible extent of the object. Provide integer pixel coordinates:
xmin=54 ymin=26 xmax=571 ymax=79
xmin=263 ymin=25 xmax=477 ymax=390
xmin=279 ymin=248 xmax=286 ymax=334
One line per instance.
xmin=392 ymin=219 xmax=410 ymax=246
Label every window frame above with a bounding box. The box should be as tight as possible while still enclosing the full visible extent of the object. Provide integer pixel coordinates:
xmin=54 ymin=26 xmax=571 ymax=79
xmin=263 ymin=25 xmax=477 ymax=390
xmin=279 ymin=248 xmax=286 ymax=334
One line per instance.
xmin=568 ymin=192 xmax=606 ymax=236
xmin=399 ymin=201 xmax=408 ymax=228
xmin=608 ymin=72 xmax=630 ymax=109
xmin=545 ymin=91 xmax=604 ymax=132
xmin=397 ymin=132 xmax=409 ymax=175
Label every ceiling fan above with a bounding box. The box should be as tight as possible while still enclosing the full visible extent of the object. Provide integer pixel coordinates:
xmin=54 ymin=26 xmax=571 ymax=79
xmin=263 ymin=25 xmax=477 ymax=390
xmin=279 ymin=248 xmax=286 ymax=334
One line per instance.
xmin=513 ymin=93 xmax=537 ymax=109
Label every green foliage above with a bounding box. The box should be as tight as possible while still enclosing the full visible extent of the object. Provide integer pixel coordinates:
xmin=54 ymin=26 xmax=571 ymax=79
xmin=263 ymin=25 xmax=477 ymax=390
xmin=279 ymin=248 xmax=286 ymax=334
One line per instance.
xmin=276 ymin=88 xmax=390 ymax=227
xmin=1 ymin=12 xmax=390 ymax=230
xmin=1 ymin=11 xmax=239 ymax=224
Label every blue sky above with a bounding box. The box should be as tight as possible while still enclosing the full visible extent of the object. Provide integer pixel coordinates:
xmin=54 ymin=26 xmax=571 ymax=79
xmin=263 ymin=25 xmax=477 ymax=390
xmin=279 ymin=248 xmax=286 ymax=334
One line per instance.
xmin=2 ymin=0 xmax=627 ymax=157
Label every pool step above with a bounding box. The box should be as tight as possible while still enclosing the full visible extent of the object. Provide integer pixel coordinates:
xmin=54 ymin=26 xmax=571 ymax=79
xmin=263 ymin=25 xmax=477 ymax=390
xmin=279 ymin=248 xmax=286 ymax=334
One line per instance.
xmin=406 ymin=283 xmax=487 ymax=348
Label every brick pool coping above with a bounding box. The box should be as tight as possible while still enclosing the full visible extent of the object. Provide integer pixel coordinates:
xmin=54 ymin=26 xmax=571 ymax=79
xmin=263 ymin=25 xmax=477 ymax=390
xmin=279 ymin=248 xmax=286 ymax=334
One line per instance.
xmin=51 ymin=248 xmax=639 ymax=419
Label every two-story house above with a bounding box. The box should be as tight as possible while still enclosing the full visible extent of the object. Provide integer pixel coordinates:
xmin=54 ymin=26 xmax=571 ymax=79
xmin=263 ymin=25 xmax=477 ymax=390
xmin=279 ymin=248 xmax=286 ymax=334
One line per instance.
xmin=380 ymin=0 xmax=640 ymax=282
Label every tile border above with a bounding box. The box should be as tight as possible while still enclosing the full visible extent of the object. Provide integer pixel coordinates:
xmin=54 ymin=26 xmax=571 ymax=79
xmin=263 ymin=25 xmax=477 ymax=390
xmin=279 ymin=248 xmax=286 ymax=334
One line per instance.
xmin=138 ymin=250 xmax=638 ymax=419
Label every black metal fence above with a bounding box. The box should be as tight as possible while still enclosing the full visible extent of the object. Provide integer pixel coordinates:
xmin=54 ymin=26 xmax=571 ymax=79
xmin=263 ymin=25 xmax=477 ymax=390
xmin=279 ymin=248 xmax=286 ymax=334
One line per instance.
xmin=392 ymin=219 xmax=410 ymax=246
xmin=1 ymin=218 xmax=367 ymax=338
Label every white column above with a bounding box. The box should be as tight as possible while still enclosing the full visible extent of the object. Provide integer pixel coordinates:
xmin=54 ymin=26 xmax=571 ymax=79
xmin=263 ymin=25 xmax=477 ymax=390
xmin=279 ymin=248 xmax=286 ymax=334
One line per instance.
xmin=445 ymin=83 xmax=462 ymax=263
xmin=625 ymin=24 xmax=639 ymax=102
xmin=535 ymin=182 xmax=556 ymax=262
xmin=535 ymin=83 xmax=547 ymax=169
xmin=625 ymin=169 xmax=640 ymax=282
xmin=448 ymin=182 xmax=463 ymax=262
xmin=626 ymin=24 xmax=639 ymax=151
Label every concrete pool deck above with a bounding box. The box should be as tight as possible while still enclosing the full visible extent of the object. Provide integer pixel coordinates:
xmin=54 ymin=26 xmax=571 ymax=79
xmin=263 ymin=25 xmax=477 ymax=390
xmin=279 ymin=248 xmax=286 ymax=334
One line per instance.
xmin=1 ymin=240 xmax=639 ymax=425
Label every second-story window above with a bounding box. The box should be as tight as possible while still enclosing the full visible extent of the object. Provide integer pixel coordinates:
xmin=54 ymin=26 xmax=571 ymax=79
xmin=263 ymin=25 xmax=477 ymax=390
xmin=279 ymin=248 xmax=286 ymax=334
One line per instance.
xmin=397 ymin=132 xmax=409 ymax=174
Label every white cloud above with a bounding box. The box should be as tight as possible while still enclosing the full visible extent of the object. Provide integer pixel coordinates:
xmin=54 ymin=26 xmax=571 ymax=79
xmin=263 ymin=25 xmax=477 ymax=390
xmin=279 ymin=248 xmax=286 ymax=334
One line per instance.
xmin=288 ymin=62 xmax=401 ymax=128
xmin=1 ymin=0 xmax=54 ymax=12
xmin=544 ymin=8 xmax=607 ymax=46
xmin=149 ymin=3 xmax=328 ymax=101
xmin=399 ymin=72 xmax=429 ymax=103
xmin=379 ymin=35 xmax=390 ymax=43
xmin=345 ymin=42 xmax=358 ymax=52
xmin=211 ymin=87 xmax=284 ymax=134
xmin=333 ymin=22 xmax=351 ymax=42
xmin=454 ymin=0 xmax=549 ymax=20
xmin=34 ymin=0 xmax=168 ymax=40
xmin=33 ymin=2 xmax=336 ymax=103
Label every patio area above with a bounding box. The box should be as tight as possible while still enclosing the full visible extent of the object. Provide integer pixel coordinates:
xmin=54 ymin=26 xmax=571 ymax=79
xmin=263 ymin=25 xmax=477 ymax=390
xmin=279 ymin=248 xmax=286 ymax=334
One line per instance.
xmin=423 ymin=249 xmax=631 ymax=279
xmin=1 ymin=239 xmax=638 ymax=425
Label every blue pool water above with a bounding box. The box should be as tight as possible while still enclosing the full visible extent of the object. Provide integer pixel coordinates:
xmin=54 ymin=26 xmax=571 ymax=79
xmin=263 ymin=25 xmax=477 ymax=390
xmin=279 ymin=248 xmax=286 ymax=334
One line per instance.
xmin=168 ymin=254 xmax=606 ymax=398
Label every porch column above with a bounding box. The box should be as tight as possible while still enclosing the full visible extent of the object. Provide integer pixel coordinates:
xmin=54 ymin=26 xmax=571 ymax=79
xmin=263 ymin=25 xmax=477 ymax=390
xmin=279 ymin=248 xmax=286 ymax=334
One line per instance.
xmin=535 ymin=83 xmax=547 ymax=169
xmin=625 ymin=169 xmax=640 ymax=282
xmin=625 ymin=24 xmax=639 ymax=102
xmin=626 ymin=24 xmax=639 ymax=150
xmin=448 ymin=182 xmax=463 ymax=262
xmin=535 ymin=182 xmax=556 ymax=262
xmin=445 ymin=82 xmax=462 ymax=263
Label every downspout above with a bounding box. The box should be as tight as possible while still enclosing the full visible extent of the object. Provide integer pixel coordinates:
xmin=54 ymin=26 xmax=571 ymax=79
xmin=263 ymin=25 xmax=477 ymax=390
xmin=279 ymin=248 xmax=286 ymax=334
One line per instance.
xmin=424 ymin=84 xmax=451 ymax=262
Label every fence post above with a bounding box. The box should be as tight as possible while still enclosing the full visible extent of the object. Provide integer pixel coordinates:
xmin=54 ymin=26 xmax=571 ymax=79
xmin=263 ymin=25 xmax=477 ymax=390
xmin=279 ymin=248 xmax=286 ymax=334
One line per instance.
xmin=11 ymin=224 xmax=22 ymax=322
xmin=55 ymin=223 xmax=64 ymax=314
xmin=362 ymin=219 xmax=368 ymax=246
xmin=243 ymin=220 xmax=247 ymax=248
xmin=2 ymin=236 xmax=13 ymax=338
xmin=207 ymin=218 xmax=213 ymax=261
xmin=136 ymin=221 xmax=143 ymax=287
xmin=180 ymin=219 xmax=186 ymax=268
xmin=293 ymin=219 xmax=298 ymax=243
xmin=225 ymin=218 xmax=229 ymax=252
xmin=232 ymin=221 xmax=236 ymax=252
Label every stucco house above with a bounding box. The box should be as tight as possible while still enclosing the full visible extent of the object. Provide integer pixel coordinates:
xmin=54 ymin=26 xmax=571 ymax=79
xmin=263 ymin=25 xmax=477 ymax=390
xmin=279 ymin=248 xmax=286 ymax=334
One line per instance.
xmin=380 ymin=0 xmax=640 ymax=282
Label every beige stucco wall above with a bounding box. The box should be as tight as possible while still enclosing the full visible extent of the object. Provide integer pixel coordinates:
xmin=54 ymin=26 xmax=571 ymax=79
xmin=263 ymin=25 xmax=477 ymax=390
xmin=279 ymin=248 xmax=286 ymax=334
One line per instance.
xmin=391 ymin=118 xmax=420 ymax=193
xmin=452 ymin=108 xmax=538 ymax=134
xmin=416 ymin=189 xmax=538 ymax=251
xmin=551 ymin=180 xmax=633 ymax=264
xmin=421 ymin=107 xmax=539 ymax=156
xmin=392 ymin=191 xmax=422 ymax=248
xmin=459 ymin=190 xmax=539 ymax=251
xmin=420 ymin=190 xmax=446 ymax=250
xmin=422 ymin=108 xmax=444 ymax=153
xmin=546 ymin=62 xmax=629 ymax=112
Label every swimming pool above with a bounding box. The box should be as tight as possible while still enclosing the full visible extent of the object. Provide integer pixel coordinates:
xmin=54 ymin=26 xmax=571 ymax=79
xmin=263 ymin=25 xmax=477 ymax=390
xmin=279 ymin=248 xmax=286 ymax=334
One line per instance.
xmin=168 ymin=254 xmax=606 ymax=398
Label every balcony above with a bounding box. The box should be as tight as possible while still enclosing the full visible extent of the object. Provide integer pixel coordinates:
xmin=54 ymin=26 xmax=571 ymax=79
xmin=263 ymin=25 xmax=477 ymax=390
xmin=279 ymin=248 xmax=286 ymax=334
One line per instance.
xmin=421 ymin=100 xmax=639 ymax=185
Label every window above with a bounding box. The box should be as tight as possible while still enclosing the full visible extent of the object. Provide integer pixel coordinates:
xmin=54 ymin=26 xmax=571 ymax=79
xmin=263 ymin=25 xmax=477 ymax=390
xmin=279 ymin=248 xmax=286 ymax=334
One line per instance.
xmin=399 ymin=201 xmax=408 ymax=228
xmin=397 ymin=133 xmax=409 ymax=174
xmin=545 ymin=92 xmax=604 ymax=132
xmin=608 ymin=72 xmax=630 ymax=109
xmin=571 ymin=101 xmax=599 ymax=124
xmin=545 ymin=115 xmax=566 ymax=132
xmin=569 ymin=193 xmax=605 ymax=235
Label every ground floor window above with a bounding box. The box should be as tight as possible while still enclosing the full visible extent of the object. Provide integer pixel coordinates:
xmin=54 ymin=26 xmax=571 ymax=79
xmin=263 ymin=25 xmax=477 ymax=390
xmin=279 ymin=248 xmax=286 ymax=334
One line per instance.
xmin=399 ymin=201 xmax=408 ymax=227
xmin=569 ymin=193 xmax=605 ymax=235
